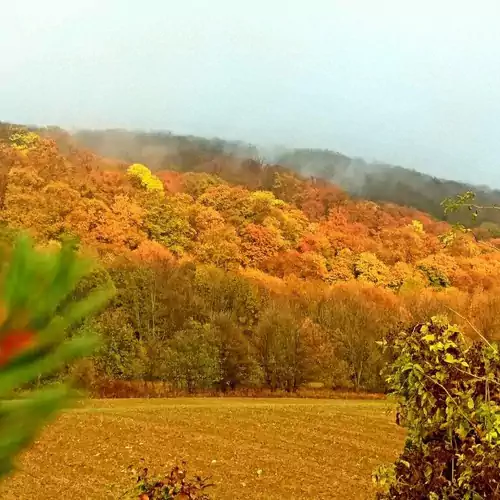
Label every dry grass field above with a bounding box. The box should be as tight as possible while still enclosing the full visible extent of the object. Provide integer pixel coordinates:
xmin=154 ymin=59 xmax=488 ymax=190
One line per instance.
xmin=0 ymin=398 xmax=405 ymax=499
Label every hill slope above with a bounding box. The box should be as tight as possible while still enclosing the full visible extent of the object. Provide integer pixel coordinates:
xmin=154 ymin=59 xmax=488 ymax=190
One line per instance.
xmin=70 ymin=128 xmax=500 ymax=229
xmin=2 ymin=123 xmax=500 ymax=394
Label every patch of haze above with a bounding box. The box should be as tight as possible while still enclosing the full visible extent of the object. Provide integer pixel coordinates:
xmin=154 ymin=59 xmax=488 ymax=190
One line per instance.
xmin=68 ymin=126 xmax=499 ymax=202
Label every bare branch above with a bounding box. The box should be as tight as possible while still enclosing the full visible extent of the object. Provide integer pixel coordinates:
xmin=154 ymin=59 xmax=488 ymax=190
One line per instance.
xmin=445 ymin=306 xmax=493 ymax=348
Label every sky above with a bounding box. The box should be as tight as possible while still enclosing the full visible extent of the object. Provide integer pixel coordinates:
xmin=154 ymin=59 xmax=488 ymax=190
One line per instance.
xmin=2 ymin=0 xmax=500 ymax=186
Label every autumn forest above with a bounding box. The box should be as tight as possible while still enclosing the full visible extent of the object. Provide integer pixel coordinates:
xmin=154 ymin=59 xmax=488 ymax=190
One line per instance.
xmin=1 ymin=122 xmax=499 ymax=395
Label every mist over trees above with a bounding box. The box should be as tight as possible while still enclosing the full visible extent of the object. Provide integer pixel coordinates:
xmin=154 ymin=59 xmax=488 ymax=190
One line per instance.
xmin=70 ymin=127 xmax=500 ymax=232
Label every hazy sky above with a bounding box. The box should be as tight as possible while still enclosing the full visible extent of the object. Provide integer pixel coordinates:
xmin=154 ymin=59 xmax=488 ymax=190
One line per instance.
xmin=2 ymin=0 xmax=500 ymax=186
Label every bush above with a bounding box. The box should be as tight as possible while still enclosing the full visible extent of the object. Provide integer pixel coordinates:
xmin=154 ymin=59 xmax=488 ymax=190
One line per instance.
xmin=374 ymin=316 xmax=500 ymax=498
xmin=125 ymin=462 xmax=213 ymax=499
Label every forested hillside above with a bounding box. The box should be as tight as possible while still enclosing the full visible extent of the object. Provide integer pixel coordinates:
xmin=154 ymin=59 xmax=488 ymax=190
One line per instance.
xmin=70 ymin=128 xmax=500 ymax=231
xmin=2 ymin=123 xmax=500 ymax=394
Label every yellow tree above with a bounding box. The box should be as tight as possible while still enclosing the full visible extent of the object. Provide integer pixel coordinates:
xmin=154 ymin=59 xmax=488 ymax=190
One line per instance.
xmin=127 ymin=163 xmax=164 ymax=193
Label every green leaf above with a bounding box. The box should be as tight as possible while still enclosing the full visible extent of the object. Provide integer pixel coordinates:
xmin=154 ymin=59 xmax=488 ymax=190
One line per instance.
xmin=0 ymin=234 xmax=114 ymax=478
xmin=456 ymin=423 xmax=469 ymax=440
xmin=444 ymin=352 xmax=456 ymax=363
xmin=425 ymin=464 xmax=433 ymax=479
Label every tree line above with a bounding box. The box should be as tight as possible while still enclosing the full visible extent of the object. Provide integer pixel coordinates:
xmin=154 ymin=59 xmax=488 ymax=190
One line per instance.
xmin=0 ymin=125 xmax=500 ymax=394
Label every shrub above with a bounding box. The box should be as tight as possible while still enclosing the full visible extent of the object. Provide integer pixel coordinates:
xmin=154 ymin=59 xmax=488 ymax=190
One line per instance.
xmin=125 ymin=462 xmax=213 ymax=499
xmin=374 ymin=316 xmax=500 ymax=498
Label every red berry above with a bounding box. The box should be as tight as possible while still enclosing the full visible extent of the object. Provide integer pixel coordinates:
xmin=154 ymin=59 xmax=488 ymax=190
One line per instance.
xmin=0 ymin=330 xmax=35 ymax=366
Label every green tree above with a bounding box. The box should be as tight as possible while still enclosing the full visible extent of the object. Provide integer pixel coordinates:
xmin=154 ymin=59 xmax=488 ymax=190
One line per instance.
xmin=254 ymin=303 xmax=312 ymax=391
xmin=193 ymin=265 xmax=261 ymax=329
xmin=109 ymin=262 xmax=201 ymax=381
xmin=311 ymin=286 xmax=398 ymax=391
xmin=210 ymin=313 xmax=262 ymax=391
xmin=143 ymin=194 xmax=195 ymax=255
xmin=90 ymin=309 xmax=147 ymax=380
xmin=163 ymin=321 xmax=220 ymax=393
